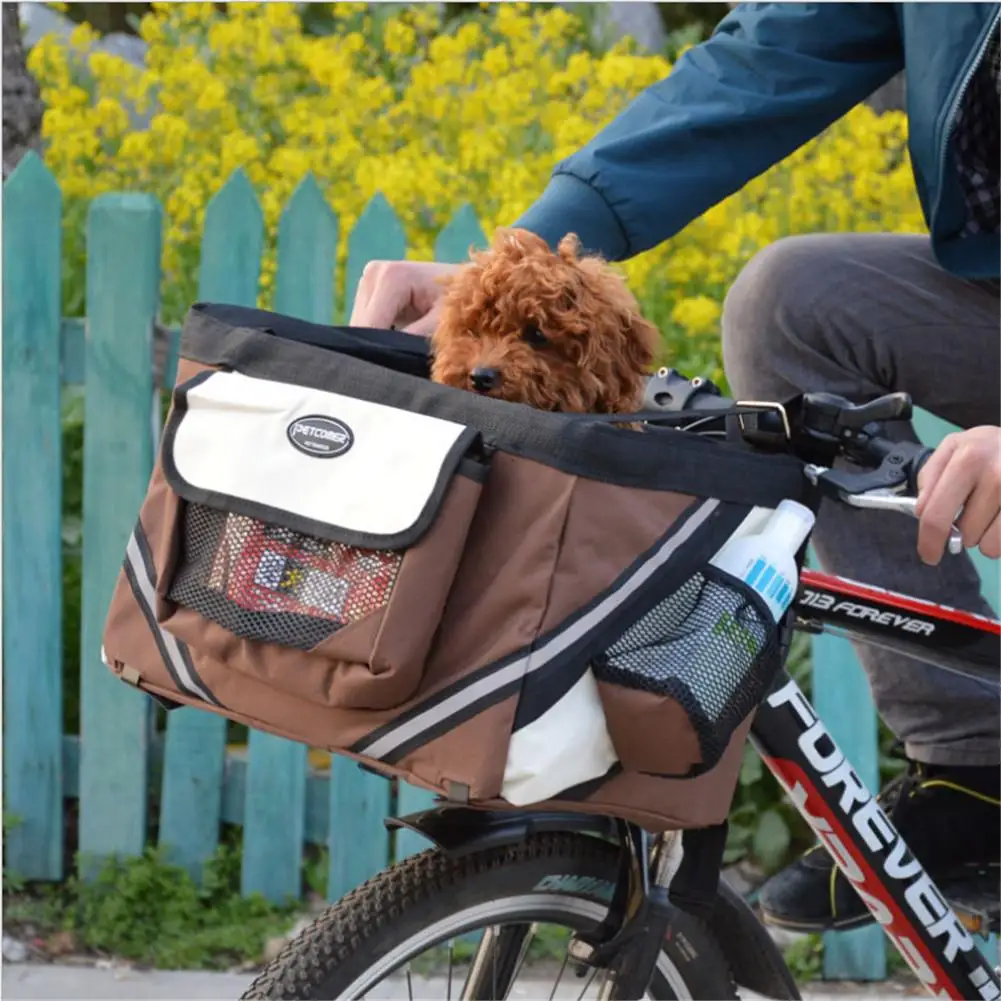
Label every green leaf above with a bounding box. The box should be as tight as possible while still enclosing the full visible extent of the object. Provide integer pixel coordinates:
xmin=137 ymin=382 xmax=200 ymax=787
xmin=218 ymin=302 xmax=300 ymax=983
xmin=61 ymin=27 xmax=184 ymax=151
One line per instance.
xmin=739 ymin=746 xmax=763 ymax=786
xmin=752 ymin=808 xmax=791 ymax=872
xmin=722 ymin=846 xmax=747 ymax=865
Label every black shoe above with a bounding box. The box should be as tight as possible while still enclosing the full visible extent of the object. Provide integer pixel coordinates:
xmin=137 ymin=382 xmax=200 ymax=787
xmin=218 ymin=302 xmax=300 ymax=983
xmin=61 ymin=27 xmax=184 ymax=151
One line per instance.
xmin=758 ymin=759 xmax=1000 ymax=932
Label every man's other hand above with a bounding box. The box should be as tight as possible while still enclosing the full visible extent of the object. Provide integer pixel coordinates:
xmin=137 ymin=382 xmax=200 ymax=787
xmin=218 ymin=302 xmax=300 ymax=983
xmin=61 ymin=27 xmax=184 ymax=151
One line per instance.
xmin=349 ymin=260 xmax=460 ymax=336
xmin=916 ymin=426 xmax=1001 ymax=564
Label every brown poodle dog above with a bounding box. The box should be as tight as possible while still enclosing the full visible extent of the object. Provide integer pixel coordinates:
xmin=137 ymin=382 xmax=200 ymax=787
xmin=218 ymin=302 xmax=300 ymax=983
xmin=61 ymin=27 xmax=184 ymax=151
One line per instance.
xmin=430 ymin=228 xmax=659 ymax=414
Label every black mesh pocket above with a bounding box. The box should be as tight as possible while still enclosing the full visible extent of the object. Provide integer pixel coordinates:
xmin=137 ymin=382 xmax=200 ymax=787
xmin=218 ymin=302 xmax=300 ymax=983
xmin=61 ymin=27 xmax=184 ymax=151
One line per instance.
xmin=167 ymin=505 xmax=403 ymax=651
xmin=593 ymin=566 xmax=782 ymax=769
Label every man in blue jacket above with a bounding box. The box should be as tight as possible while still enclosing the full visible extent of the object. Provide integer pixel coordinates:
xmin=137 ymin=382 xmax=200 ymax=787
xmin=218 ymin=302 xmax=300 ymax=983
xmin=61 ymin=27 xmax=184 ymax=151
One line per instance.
xmin=351 ymin=3 xmax=1000 ymax=931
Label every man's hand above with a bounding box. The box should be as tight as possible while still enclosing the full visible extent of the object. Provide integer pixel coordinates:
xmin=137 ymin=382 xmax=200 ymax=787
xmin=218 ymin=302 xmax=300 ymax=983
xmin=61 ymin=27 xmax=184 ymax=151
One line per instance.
xmin=349 ymin=260 xmax=460 ymax=336
xmin=915 ymin=426 xmax=1001 ymax=565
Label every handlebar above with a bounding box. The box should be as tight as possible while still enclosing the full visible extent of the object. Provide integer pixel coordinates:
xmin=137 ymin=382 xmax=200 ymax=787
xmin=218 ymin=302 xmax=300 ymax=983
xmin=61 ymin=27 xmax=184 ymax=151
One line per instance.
xmin=640 ymin=369 xmax=963 ymax=555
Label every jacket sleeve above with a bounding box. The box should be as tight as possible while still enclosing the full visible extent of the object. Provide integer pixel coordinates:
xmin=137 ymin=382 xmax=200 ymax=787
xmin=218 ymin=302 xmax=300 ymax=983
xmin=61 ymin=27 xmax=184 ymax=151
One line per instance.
xmin=515 ymin=2 xmax=903 ymax=261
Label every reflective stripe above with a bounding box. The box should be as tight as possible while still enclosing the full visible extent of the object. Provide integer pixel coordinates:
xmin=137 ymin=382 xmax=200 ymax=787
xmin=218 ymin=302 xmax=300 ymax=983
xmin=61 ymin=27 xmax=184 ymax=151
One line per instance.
xmin=124 ymin=528 xmax=219 ymax=705
xmin=360 ymin=497 xmax=720 ymax=760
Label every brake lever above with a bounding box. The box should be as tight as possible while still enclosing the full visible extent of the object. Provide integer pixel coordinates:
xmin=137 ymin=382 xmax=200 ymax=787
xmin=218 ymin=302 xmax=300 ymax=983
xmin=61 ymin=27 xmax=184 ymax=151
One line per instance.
xmin=800 ymin=391 xmax=913 ymax=435
xmin=805 ymin=466 xmax=963 ymax=555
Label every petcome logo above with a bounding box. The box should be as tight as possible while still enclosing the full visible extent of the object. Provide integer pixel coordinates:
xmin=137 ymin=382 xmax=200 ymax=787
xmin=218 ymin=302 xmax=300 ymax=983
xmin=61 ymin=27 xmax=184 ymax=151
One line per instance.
xmin=287 ymin=415 xmax=354 ymax=458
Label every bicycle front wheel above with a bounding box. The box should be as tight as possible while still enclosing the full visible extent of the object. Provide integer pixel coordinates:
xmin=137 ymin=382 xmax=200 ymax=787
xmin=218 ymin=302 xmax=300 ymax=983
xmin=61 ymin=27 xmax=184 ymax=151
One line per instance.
xmin=240 ymin=832 xmax=737 ymax=1000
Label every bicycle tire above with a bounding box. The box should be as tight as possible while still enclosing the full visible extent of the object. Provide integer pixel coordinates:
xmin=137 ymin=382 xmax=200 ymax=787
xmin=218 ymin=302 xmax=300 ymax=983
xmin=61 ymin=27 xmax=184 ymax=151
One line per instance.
xmin=240 ymin=832 xmax=737 ymax=1000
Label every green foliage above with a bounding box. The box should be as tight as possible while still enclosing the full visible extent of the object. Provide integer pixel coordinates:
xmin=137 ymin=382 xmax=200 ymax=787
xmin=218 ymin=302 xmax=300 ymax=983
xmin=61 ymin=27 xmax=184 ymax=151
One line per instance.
xmin=656 ymin=3 xmax=732 ymax=42
xmin=4 ymin=811 xmax=25 ymax=832
xmin=782 ymin=933 xmax=824 ymax=982
xmin=301 ymin=844 xmax=329 ymax=900
xmin=3 ymin=814 xmax=28 ymax=894
xmin=3 ymin=881 xmax=65 ymax=930
xmin=4 ymin=843 xmax=296 ymax=969
xmin=725 ymin=632 xmax=813 ymax=871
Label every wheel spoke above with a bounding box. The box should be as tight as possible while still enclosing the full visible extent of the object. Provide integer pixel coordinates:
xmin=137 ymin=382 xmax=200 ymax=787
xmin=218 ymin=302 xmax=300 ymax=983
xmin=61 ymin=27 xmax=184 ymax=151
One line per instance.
xmin=548 ymin=952 xmax=570 ymax=1001
xmin=447 ymin=938 xmax=454 ymax=1001
xmin=459 ymin=923 xmax=535 ymax=999
xmin=575 ymin=965 xmax=598 ymax=1000
xmin=505 ymin=922 xmax=538 ymax=990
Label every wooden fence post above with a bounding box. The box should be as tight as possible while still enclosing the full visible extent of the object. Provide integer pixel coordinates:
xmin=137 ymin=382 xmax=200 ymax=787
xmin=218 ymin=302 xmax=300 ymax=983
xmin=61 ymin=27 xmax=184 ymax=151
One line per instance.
xmin=157 ymin=169 xmax=262 ymax=885
xmin=78 ymin=191 xmax=163 ymax=873
xmin=434 ymin=203 xmax=487 ymax=266
xmin=2 ymin=153 xmax=65 ymax=880
xmin=274 ymin=174 xmax=339 ymax=325
xmin=240 ymin=174 xmax=338 ymax=905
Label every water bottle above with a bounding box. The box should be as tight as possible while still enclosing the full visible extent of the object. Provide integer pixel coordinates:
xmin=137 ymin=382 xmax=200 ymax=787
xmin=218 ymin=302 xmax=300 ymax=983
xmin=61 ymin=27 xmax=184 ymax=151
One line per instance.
xmin=710 ymin=499 xmax=816 ymax=623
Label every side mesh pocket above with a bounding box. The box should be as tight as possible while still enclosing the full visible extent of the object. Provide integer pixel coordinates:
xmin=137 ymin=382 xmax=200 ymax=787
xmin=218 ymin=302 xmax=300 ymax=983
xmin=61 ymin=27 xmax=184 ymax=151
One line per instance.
xmin=593 ymin=565 xmax=783 ymax=775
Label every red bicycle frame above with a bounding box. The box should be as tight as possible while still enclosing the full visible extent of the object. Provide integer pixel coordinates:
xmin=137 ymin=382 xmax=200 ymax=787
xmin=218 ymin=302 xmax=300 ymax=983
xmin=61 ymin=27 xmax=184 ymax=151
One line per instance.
xmin=748 ymin=571 xmax=1001 ymax=999
xmin=799 ymin=569 xmax=1000 ymax=680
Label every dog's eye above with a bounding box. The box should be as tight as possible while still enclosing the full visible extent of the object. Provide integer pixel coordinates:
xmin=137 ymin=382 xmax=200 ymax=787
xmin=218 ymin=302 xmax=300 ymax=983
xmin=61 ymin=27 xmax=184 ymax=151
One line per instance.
xmin=522 ymin=324 xmax=548 ymax=347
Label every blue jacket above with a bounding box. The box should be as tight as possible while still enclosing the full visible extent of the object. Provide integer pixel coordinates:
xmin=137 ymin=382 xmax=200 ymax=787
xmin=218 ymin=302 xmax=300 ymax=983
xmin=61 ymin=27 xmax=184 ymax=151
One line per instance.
xmin=516 ymin=3 xmax=1000 ymax=279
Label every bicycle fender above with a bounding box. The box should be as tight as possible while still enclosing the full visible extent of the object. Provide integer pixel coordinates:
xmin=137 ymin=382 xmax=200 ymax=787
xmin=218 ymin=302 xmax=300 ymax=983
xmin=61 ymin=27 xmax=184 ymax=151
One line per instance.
xmin=386 ymin=806 xmax=618 ymax=858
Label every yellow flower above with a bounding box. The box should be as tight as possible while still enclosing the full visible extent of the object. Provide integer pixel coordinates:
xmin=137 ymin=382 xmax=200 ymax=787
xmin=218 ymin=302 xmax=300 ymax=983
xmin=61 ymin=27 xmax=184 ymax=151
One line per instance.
xmin=219 ymin=130 xmax=262 ymax=179
xmin=671 ymin=296 xmax=722 ymax=335
xmin=69 ymin=22 xmax=99 ymax=51
xmin=29 ymin=0 xmax=924 ymax=350
xmin=384 ymin=18 xmax=416 ymax=58
xmin=149 ymin=113 xmax=190 ymax=164
xmin=195 ymin=77 xmax=228 ymax=114
xmin=93 ymin=97 xmax=129 ymax=139
xmin=119 ymin=132 xmax=153 ymax=164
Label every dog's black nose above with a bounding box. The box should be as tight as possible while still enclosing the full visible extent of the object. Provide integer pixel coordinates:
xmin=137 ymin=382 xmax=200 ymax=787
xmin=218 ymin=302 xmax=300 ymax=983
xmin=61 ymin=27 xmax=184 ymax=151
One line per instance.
xmin=470 ymin=367 xmax=500 ymax=393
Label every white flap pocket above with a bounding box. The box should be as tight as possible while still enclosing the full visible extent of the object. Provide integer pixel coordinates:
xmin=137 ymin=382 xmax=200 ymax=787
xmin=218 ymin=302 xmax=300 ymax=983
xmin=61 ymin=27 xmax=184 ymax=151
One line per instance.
xmin=162 ymin=370 xmax=482 ymax=549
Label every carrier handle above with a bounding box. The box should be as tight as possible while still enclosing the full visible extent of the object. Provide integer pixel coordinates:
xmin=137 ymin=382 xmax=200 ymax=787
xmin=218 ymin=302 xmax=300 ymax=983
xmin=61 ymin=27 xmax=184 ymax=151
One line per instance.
xmin=571 ymin=368 xmax=792 ymax=439
xmin=570 ymin=402 xmax=785 ymax=432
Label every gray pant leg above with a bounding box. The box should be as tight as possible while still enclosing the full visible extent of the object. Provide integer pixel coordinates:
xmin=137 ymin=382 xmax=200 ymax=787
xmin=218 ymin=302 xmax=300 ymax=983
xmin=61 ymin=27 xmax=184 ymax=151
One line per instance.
xmin=721 ymin=232 xmax=1000 ymax=766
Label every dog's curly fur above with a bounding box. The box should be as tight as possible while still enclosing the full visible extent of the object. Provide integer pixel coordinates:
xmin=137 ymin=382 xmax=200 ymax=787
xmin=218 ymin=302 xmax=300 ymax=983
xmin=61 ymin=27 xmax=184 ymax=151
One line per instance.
xmin=430 ymin=228 xmax=659 ymax=414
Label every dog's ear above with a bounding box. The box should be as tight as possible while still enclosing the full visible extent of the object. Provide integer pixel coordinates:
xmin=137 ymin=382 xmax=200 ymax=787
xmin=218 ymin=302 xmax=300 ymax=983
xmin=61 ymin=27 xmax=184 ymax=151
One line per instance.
xmin=621 ymin=311 xmax=660 ymax=377
xmin=557 ymin=233 xmax=583 ymax=262
xmin=490 ymin=227 xmax=551 ymax=257
xmin=491 ymin=226 xmax=514 ymax=252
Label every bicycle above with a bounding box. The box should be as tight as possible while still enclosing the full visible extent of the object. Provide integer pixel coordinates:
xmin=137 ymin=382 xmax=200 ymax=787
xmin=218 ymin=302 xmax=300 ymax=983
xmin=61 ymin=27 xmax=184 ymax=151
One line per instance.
xmin=241 ymin=370 xmax=1000 ymax=1001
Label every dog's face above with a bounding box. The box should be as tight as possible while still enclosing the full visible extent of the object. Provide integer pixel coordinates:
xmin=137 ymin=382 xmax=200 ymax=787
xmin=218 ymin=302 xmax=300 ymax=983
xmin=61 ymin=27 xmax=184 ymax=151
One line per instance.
xmin=430 ymin=229 xmax=659 ymax=413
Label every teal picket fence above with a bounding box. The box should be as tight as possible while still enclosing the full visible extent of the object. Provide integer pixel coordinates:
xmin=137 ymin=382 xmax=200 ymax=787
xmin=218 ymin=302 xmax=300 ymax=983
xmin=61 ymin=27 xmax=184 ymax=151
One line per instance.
xmin=3 ymin=153 xmax=997 ymax=981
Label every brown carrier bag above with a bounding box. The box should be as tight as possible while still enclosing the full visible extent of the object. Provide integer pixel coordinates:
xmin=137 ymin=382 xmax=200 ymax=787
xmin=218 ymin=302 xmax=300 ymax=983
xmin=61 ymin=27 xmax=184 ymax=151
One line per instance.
xmin=103 ymin=303 xmax=810 ymax=832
